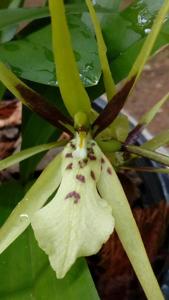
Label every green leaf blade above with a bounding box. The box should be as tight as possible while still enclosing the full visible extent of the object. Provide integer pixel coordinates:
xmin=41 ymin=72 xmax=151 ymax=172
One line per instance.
xmin=128 ymin=0 xmax=169 ymax=84
xmin=0 ymin=7 xmax=49 ymax=31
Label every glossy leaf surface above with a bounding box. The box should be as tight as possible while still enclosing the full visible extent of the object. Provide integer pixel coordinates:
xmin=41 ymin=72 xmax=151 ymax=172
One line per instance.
xmin=0 ymin=0 xmax=168 ymax=92
xmin=0 ymin=21 xmax=100 ymax=88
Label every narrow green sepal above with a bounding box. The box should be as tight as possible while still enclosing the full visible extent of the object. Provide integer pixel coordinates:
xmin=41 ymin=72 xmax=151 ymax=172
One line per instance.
xmin=0 ymin=154 xmax=62 ymax=254
xmin=49 ymin=0 xmax=91 ymax=117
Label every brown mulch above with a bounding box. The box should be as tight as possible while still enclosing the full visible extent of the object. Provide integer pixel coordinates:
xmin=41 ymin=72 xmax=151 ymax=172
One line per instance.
xmin=88 ymin=178 xmax=169 ymax=300
xmin=0 ymin=100 xmax=21 ymax=160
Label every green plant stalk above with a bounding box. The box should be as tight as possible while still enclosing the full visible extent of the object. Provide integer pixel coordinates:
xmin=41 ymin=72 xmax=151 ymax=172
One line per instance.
xmin=98 ymin=161 xmax=164 ymax=300
xmin=0 ymin=141 xmax=66 ymax=172
xmin=127 ymin=144 xmax=169 ymax=166
xmin=139 ymin=92 xmax=169 ymax=126
xmin=86 ymin=0 xmax=116 ymax=100
xmin=142 ymin=129 xmax=169 ymax=150
xmin=127 ymin=0 xmax=169 ymax=87
xmin=49 ymin=0 xmax=91 ymax=117
xmin=121 ymin=166 xmax=169 ymax=174
xmin=0 ymin=153 xmax=62 ymax=254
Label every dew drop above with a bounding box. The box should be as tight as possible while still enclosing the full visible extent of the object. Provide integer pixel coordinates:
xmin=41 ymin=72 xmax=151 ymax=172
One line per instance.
xmin=144 ymin=28 xmax=151 ymax=34
xmin=20 ymin=214 xmax=29 ymax=222
xmin=138 ymin=14 xmax=148 ymax=25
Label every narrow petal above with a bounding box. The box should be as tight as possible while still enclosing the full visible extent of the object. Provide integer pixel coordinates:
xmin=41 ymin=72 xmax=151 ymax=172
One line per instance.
xmin=97 ymin=154 xmax=164 ymax=300
xmin=0 ymin=140 xmax=65 ymax=172
xmin=31 ymin=141 xmax=114 ymax=278
xmin=0 ymin=153 xmax=62 ymax=254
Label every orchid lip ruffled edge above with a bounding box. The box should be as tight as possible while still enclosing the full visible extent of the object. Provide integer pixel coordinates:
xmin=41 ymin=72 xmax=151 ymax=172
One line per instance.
xmin=31 ymin=135 xmax=115 ymax=278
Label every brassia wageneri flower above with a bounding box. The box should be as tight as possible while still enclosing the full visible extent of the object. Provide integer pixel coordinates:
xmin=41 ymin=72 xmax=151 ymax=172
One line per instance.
xmin=0 ymin=0 xmax=168 ymax=298
xmin=31 ymin=132 xmax=115 ymax=278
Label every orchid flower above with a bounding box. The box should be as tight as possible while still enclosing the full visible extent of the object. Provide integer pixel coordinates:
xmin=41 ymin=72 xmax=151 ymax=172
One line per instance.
xmin=31 ymin=131 xmax=115 ymax=278
xmin=0 ymin=0 xmax=168 ymax=299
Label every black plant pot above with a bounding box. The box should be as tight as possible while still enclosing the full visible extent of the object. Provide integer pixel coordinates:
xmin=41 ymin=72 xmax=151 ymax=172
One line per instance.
xmin=137 ymin=134 xmax=169 ymax=300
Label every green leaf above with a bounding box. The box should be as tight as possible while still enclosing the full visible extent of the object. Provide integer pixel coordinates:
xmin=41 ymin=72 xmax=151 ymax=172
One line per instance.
xmin=0 ymin=141 xmax=65 ymax=172
xmin=0 ymin=7 xmax=49 ymax=31
xmin=0 ymin=62 xmax=73 ymax=132
xmin=49 ymin=0 xmax=91 ymax=117
xmin=86 ymin=0 xmax=116 ymax=100
xmin=0 ymin=182 xmax=100 ymax=300
xmin=0 ymin=0 xmax=24 ymax=44
xmin=127 ymin=0 xmax=169 ymax=85
xmin=127 ymin=144 xmax=169 ymax=166
xmin=86 ymin=0 xmax=169 ymax=98
xmin=0 ymin=4 xmax=115 ymax=32
xmin=1 ymin=0 xmax=168 ymax=97
xmin=0 ymin=0 xmax=23 ymax=10
xmin=108 ymin=0 xmax=169 ymax=83
xmin=0 ymin=21 xmax=100 ymax=88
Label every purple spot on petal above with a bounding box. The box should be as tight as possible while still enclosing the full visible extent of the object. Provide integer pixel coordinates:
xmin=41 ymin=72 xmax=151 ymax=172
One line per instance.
xmin=107 ymin=167 xmax=112 ymax=175
xmin=88 ymin=147 xmax=94 ymax=154
xmin=65 ymin=191 xmax=80 ymax=203
xmin=79 ymin=159 xmax=88 ymax=168
xmin=70 ymin=142 xmax=75 ymax=149
xmin=65 ymin=153 xmax=73 ymax=158
xmin=101 ymin=158 xmax=105 ymax=164
xmin=88 ymin=153 xmax=96 ymax=160
xmin=66 ymin=163 xmax=73 ymax=170
xmin=76 ymin=174 xmax=85 ymax=183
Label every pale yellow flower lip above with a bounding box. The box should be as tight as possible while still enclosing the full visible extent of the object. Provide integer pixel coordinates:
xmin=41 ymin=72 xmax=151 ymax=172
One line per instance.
xmin=31 ymin=137 xmax=115 ymax=278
